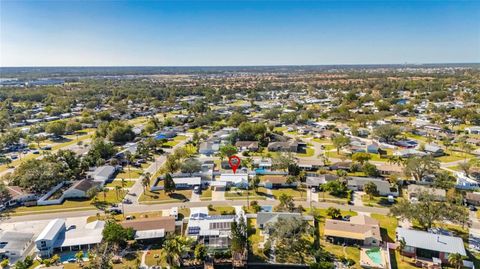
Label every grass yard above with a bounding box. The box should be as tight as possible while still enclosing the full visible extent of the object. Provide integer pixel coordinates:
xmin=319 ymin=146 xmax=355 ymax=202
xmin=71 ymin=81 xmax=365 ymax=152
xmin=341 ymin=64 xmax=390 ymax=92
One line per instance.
xmin=316 ymin=192 xmax=348 ymax=204
xmin=116 ymin=169 xmax=143 ymax=179
xmin=437 ymin=150 xmax=475 ymax=163
xmin=208 ymin=206 xmax=236 ymax=215
xmin=370 ymin=213 xmax=398 ymax=242
xmin=145 ymin=249 xmax=168 ymax=267
xmin=11 ymin=189 xmax=126 ymax=215
xmin=361 ymin=195 xmax=397 ymax=207
xmin=224 ymin=189 xmax=268 ymax=200
xmin=139 ymin=189 xmax=192 ymax=203
xmin=200 ymin=188 xmax=212 ymax=200
xmin=247 ymin=218 xmax=267 ymax=262
xmin=271 ymin=187 xmax=306 ymax=200
xmin=297 ymin=147 xmax=315 ymax=157
xmin=105 ymin=179 xmax=135 ymax=188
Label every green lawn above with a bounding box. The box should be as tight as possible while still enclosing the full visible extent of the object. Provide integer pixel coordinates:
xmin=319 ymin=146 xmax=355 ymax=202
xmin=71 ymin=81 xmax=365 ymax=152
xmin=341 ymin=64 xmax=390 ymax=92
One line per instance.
xmin=208 ymin=206 xmax=235 ymax=215
xmin=224 ymin=188 xmax=268 ymax=200
xmin=437 ymin=150 xmax=475 ymax=163
xmin=105 ymin=179 xmax=135 ymax=188
xmin=316 ymin=192 xmax=348 ymax=204
xmin=271 ymin=187 xmax=306 ymax=200
xmin=248 ymin=218 xmax=267 ymax=262
xmin=139 ymin=189 xmax=192 ymax=203
xmin=297 ymin=147 xmax=315 ymax=157
xmin=116 ymin=169 xmax=143 ymax=179
xmin=12 ymin=189 xmax=126 ymax=215
xmin=145 ymin=249 xmax=168 ymax=267
xmin=371 ymin=213 xmax=398 ymax=242
xmin=200 ymin=188 xmax=212 ymax=200
xmin=361 ymin=195 xmax=397 ymax=208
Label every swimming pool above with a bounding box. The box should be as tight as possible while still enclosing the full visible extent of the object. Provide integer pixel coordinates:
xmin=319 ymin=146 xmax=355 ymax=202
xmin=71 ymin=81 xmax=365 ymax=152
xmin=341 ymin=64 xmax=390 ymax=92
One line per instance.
xmin=59 ymin=250 xmax=88 ymax=262
xmin=365 ymin=247 xmax=383 ymax=265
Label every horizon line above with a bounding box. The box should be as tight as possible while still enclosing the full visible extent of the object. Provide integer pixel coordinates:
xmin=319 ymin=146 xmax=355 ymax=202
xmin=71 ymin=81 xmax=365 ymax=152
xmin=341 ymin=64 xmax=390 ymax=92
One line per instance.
xmin=1 ymin=62 xmax=480 ymax=69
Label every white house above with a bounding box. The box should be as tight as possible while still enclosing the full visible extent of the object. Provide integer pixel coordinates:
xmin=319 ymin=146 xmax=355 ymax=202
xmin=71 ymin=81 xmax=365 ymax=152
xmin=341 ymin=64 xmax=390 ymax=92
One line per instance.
xmin=35 ymin=219 xmax=66 ymax=257
xmin=0 ymin=231 xmax=34 ymax=262
xmin=218 ymin=173 xmax=249 ymax=188
xmin=88 ymin=165 xmax=116 ymax=186
xmin=172 ymin=177 xmax=201 ymax=189
xmin=186 ymin=207 xmax=236 ymax=249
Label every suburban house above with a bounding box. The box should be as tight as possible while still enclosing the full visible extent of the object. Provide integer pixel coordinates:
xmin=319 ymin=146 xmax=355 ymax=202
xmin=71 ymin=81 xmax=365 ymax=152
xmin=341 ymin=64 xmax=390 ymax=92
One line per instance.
xmin=261 ymin=175 xmax=296 ymax=189
xmin=465 ymin=126 xmax=480 ymax=135
xmin=394 ymin=148 xmax=427 ymax=158
xmin=218 ymin=173 xmax=249 ymax=188
xmin=63 ymin=179 xmax=98 ymax=199
xmin=35 ymin=218 xmax=105 ymax=257
xmin=35 ymin=219 xmax=66 ymax=257
xmin=423 ymin=144 xmax=445 ymax=157
xmin=298 ymin=159 xmax=325 ymax=171
xmin=235 ymin=141 xmax=259 ymax=152
xmin=121 ymin=216 xmax=176 ymax=242
xmin=376 ymin=164 xmax=403 ymax=176
xmin=267 ymin=140 xmax=300 ymax=152
xmin=3 ymin=186 xmax=36 ymax=207
xmin=465 ymin=192 xmax=480 ymax=206
xmin=324 ymin=215 xmax=381 ymax=246
xmin=396 ymin=227 xmax=466 ymax=264
xmin=198 ymin=141 xmax=220 ymax=156
xmin=0 ymin=231 xmax=34 ymax=262
xmin=186 ymin=208 xmax=236 ymax=249
xmin=305 ymin=174 xmax=338 ymax=189
xmin=347 ymin=177 xmax=399 ymax=197
xmin=172 ymin=177 xmax=202 ymax=189
xmin=256 ymin=212 xmax=303 ymax=232
xmin=330 ymin=161 xmax=352 ymax=171
xmin=407 ymin=185 xmax=446 ymax=201
xmin=88 ymin=165 xmax=116 ymax=186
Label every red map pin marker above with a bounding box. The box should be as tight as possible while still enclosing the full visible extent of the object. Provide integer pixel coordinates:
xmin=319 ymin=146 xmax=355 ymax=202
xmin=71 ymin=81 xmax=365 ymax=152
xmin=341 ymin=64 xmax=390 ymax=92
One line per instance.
xmin=228 ymin=155 xmax=241 ymax=174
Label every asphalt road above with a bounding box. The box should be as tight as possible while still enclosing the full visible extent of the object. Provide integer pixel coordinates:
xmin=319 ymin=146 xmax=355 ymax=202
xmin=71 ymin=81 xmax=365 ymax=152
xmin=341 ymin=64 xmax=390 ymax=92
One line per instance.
xmin=0 ymin=199 xmax=389 ymax=223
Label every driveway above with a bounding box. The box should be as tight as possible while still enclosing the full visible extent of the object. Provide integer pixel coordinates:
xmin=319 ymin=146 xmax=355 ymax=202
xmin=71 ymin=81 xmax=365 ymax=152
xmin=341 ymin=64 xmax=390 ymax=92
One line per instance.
xmin=212 ymin=189 xmax=225 ymax=201
xmin=353 ymin=191 xmax=365 ymax=207
xmin=190 ymin=191 xmax=200 ymax=202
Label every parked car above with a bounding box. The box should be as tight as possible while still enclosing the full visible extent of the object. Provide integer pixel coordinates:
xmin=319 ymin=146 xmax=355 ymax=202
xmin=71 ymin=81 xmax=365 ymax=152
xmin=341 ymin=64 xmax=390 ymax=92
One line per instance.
xmin=311 ymin=187 xmax=317 ymax=193
xmin=193 ymin=186 xmax=201 ymax=194
xmin=32 ymin=150 xmax=40 ymax=154
xmin=107 ymin=207 xmax=122 ymax=214
xmin=469 ymin=205 xmax=477 ymax=211
xmin=123 ymin=198 xmax=132 ymax=204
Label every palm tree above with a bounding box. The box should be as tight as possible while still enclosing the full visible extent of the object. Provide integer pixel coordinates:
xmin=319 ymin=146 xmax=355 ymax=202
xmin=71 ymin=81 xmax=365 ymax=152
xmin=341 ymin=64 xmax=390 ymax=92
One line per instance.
xmin=125 ymin=151 xmax=134 ymax=178
xmin=75 ymin=250 xmax=84 ymax=264
xmin=448 ymin=253 xmax=464 ymax=269
xmin=121 ymin=178 xmax=126 ymax=188
xmin=163 ymin=235 xmax=192 ymax=267
xmin=114 ymin=186 xmax=121 ymax=201
xmin=142 ymin=172 xmax=151 ymax=194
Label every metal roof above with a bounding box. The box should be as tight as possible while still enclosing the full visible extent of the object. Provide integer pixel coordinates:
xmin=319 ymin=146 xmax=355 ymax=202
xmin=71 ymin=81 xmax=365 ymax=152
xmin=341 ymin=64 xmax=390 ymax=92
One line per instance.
xmin=396 ymin=227 xmax=466 ymax=256
xmin=36 ymin=219 xmax=65 ymax=242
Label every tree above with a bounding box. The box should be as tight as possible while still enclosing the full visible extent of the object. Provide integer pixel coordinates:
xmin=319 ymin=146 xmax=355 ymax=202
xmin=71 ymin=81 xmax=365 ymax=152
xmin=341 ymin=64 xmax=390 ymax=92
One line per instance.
xmin=373 ymin=124 xmax=401 ymax=142
xmin=0 ymin=182 xmax=11 ymax=205
xmin=390 ymin=192 xmax=467 ymax=230
xmin=163 ymin=235 xmax=192 ymax=267
xmin=142 ymin=173 xmax=151 ymax=194
xmin=326 ymin=207 xmax=341 ymax=219
xmin=364 ymin=181 xmax=379 ymax=199
xmin=102 ymin=220 xmax=134 ymax=250
xmin=323 ymin=180 xmax=348 ymax=197
xmin=272 ymin=152 xmax=296 ymax=171
xmin=331 ymin=135 xmax=350 ymax=154
xmin=164 ymin=173 xmax=176 ymax=194
xmin=180 ymin=158 xmax=201 ymax=175
xmin=0 ymin=258 xmax=9 ymax=269
xmin=219 ymin=144 xmax=238 ymax=161
xmin=66 ymin=121 xmax=82 ymax=134
xmin=433 ymin=171 xmax=455 ymax=190
xmin=250 ymin=175 xmax=260 ymax=192
xmin=448 ymin=253 xmax=465 ymax=269
xmin=458 ymin=161 xmax=472 ymax=177
xmin=352 ymin=152 xmax=372 ymax=164
xmin=237 ymin=122 xmax=267 ymax=141
xmin=194 ymin=243 xmax=207 ymax=262
xmin=75 ymin=250 xmax=84 ymax=264
xmin=404 ymin=155 xmax=440 ymax=181
xmin=10 ymin=158 xmax=64 ymax=193
xmin=46 ymin=121 xmax=66 ymax=136
xmin=231 ymin=215 xmax=248 ymax=255
xmin=266 ymin=216 xmax=313 ymax=264
xmin=278 ymin=193 xmax=295 ymax=212
xmin=362 ymin=162 xmax=380 ymax=177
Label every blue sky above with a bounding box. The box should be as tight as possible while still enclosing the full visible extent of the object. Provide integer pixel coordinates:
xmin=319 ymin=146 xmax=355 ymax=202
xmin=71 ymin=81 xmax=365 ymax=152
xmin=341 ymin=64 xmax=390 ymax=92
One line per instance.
xmin=1 ymin=0 xmax=479 ymax=66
